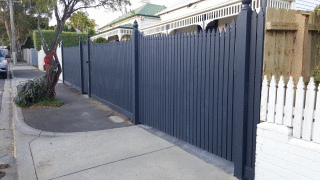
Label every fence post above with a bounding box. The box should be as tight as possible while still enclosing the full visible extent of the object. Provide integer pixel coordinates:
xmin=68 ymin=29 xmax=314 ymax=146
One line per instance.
xmin=79 ymin=36 xmax=85 ymax=94
xmin=233 ymin=0 xmax=252 ymax=179
xmin=87 ymin=34 xmax=92 ymax=98
xmin=133 ymin=20 xmax=140 ymax=125
xmin=262 ymin=0 xmax=268 ymax=9
xmin=61 ymin=41 xmax=65 ymax=84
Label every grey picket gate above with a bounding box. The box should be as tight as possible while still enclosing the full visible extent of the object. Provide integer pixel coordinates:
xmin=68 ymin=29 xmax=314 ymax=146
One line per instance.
xmin=62 ymin=1 xmax=264 ymax=179
xmin=62 ymin=45 xmax=81 ymax=91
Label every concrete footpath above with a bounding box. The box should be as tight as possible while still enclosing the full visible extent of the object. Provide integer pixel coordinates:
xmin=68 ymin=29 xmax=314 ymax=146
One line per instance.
xmin=3 ymin=63 xmax=237 ymax=180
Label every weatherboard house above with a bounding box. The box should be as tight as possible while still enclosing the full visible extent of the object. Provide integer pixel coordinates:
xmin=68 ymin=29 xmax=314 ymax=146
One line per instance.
xmin=141 ymin=0 xmax=320 ymax=36
xmin=93 ymin=0 xmax=320 ymax=41
xmin=93 ymin=1 xmax=166 ymax=42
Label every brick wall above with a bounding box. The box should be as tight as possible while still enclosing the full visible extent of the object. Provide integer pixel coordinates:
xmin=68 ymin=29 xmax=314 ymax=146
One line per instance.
xmin=255 ymin=122 xmax=320 ymax=180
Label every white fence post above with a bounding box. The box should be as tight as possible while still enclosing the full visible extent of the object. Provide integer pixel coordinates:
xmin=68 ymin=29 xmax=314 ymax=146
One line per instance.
xmin=293 ymin=77 xmax=305 ymax=138
xmin=313 ymin=85 xmax=320 ymax=143
xmin=283 ymin=77 xmax=294 ymax=127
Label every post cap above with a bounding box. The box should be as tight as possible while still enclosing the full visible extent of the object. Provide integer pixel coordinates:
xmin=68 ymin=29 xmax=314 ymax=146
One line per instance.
xmin=242 ymin=0 xmax=252 ymax=5
xmin=87 ymin=34 xmax=91 ymax=38
xmin=133 ymin=20 xmax=138 ymax=29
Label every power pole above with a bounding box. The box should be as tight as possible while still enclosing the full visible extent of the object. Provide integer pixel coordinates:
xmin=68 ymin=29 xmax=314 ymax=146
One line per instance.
xmin=9 ymin=0 xmax=17 ymax=65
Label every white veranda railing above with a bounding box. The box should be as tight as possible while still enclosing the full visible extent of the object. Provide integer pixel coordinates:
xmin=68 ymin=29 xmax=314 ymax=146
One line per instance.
xmin=142 ymin=0 xmax=292 ymax=35
xmin=260 ymin=75 xmax=320 ymax=143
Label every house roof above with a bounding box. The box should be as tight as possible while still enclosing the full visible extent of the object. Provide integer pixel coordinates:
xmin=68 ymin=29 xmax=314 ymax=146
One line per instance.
xmin=99 ymin=3 xmax=166 ymax=30
xmin=156 ymin=0 xmax=202 ymax=15
xmin=96 ymin=24 xmax=134 ymax=36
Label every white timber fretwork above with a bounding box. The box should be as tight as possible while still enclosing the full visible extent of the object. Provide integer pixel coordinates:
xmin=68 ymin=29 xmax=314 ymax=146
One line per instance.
xmin=142 ymin=0 xmax=292 ymax=35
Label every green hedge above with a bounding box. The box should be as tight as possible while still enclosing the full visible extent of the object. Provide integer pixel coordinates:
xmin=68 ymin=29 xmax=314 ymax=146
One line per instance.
xmin=33 ymin=30 xmax=87 ymax=51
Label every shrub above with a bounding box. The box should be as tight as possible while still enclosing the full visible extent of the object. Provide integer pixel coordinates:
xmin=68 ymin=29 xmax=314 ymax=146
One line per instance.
xmin=14 ymin=76 xmax=64 ymax=108
xmin=14 ymin=77 xmax=46 ymax=108
xmin=93 ymin=37 xmax=108 ymax=44
xmin=32 ymin=30 xmax=87 ymax=51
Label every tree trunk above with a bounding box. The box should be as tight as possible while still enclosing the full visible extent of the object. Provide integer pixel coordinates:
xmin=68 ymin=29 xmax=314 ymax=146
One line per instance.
xmin=16 ymin=43 xmax=22 ymax=60
xmin=43 ymin=52 xmax=61 ymax=98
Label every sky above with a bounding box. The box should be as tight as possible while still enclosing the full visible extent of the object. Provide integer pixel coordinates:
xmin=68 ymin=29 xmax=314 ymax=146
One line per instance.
xmin=50 ymin=0 xmax=180 ymax=28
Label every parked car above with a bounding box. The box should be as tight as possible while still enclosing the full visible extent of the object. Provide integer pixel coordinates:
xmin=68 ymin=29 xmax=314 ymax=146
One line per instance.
xmin=0 ymin=51 xmax=8 ymax=78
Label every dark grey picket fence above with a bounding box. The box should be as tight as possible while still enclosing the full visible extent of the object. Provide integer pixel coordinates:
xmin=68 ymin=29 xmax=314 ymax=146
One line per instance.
xmin=62 ymin=1 xmax=264 ymax=179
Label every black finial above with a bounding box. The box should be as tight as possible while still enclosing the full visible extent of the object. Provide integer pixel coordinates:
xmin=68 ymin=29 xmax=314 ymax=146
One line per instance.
xmin=80 ymin=36 xmax=83 ymax=40
xmin=242 ymin=0 xmax=252 ymax=4
xmin=242 ymin=0 xmax=252 ymax=10
xmin=133 ymin=20 xmax=138 ymax=29
xmin=87 ymin=34 xmax=91 ymax=39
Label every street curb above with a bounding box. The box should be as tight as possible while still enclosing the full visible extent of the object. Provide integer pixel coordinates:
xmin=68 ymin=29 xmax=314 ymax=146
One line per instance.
xmin=10 ymin=67 xmax=78 ymax=180
xmin=10 ymin=68 xmax=49 ymax=136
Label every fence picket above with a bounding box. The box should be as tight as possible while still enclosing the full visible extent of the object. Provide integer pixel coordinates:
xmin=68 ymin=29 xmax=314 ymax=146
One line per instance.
xmin=302 ymin=78 xmax=316 ymax=141
xmin=293 ymin=77 xmax=305 ymax=138
xmin=313 ymin=85 xmax=320 ymax=143
xmin=284 ymin=77 xmax=294 ymax=127
xmin=267 ymin=76 xmax=277 ymax=123
xmin=260 ymin=75 xmax=269 ymax=121
xmin=63 ymin=5 xmax=265 ymax=178
xmin=275 ymin=76 xmax=285 ymax=125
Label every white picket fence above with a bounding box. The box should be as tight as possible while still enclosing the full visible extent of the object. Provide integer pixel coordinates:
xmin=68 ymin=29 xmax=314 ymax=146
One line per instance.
xmin=260 ymin=75 xmax=320 ymax=143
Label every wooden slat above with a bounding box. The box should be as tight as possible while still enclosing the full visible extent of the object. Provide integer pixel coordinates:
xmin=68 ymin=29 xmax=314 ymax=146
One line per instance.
xmin=196 ymin=31 xmax=202 ymax=147
xmin=200 ymin=31 xmax=206 ymax=149
xmin=302 ymin=78 xmax=316 ymax=141
xmin=190 ymin=33 xmax=196 ymax=145
xmin=227 ymin=20 xmax=236 ymax=161
xmin=293 ymin=77 xmax=305 ymax=138
xmin=208 ymin=30 xmax=215 ymax=153
xmin=177 ymin=34 xmax=182 ymax=140
xmin=186 ymin=32 xmax=192 ymax=143
xmin=223 ymin=25 xmax=230 ymax=158
xmin=174 ymin=33 xmax=179 ymax=137
xmin=182 ymin=33 xmax=188 ymax=142
xmin=218 ymin=29 xmax=225 ymax=157
xmin=168 ymin=35 xmax=173 ymax=134
xmin=266 ymin=22 xmax=298 ymax=30
xmin=308 ymin=23 xmax=320 ymax=31
xmin=192 ymin=33 xmax=199 ymax=145
xmin=213 ymin=30 xmax=220 ymax=154
xmin=204 ymin=31 xmax=211 ymax=151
